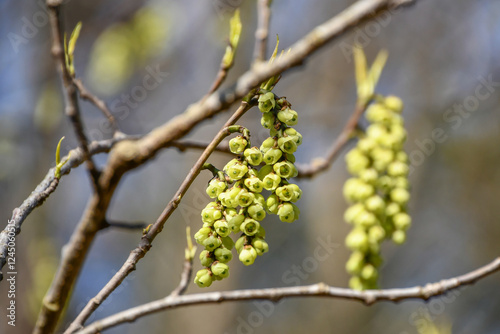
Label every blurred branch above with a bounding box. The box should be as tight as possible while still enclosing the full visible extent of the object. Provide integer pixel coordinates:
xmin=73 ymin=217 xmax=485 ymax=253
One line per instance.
xmin=47 ymin=3 xmax=101 ymax=193
xmin=253 ymin=0 xmax=272 ymax=62
xmin=37 ymin=0 xmax=420 ymax=332
xmin=72 ymin=78 xmax=120 ymax=136
xmin=169 ymin=140 xmax=231 ymax=154
xmin=76 ymin=257 xmax=500 ymax=334
xmin=64 ymin=101 xmax=253 ymax=334
xmin=0 ymin=135 xmax=136 ymax=282
xmin=297 ymin=101 xmax=368 ymax=178
xmin=102 ymin=220 xmax=148 ymax=231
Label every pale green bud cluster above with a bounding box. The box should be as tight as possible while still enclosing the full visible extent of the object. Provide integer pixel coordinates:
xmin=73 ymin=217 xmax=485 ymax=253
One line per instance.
xmin=343 ymin=95 xmax=411 ymax=290
xmin=193 ymin=90 xmax=303 ymax=288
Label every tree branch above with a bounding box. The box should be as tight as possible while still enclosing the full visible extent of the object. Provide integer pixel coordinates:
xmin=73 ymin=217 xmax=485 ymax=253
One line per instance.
xmin=47 ymin=3 xmax=101 ymax=193
xmin=75 ymin=257 xmax=500 ymax=334
xmin=169 ymin=140 xmax=232 ymax=154
xmin=253 ymin=0 xmax=272 ymax=62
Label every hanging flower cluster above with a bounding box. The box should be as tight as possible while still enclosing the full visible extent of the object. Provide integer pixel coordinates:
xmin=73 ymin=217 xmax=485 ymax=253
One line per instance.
xmin=343 ymin=96 xmax=411 ymax=290
xmin=194 ymin=91 xmax=303 ymax=288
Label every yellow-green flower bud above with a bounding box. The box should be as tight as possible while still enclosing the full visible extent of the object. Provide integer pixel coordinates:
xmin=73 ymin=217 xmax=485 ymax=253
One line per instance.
xmin=229 ymin=136 xmax=248 ymax=154
xmin=263 ymin=148 xmax=283 ymax=165
xmin=344 ymin=203 xmax=365 ymax=224
xmin=368 ymin=225 xmax=386 ymax=242
xmin=392 ymin=230 xmax=406 ymax=244
xmin=235 ymin=235 xmax=246 ymax=253
xmin=343 ymin=178 xmax=375 ymax=202
xmin=387 ymin=161 xmax=409 ymax=177
xmin=239 ymin=245 xmax=258 ymax=266
xmin=194 ymin=227 xmax=212 ymax=245
xmin=346 ymin=149 xmax=370 ymax=175
xmin=273 ymin=161 xmax=297 ymax=179
xmin=225 ymin=160 xmax=249 ymax=181
xmin=240 ymin=218 xmax=260 ymax=236
xmin=359 ymin=168 xmax=378 ymax=184
xmin=345 ymin=228 xmax=369 ymax=252
xmin=360 ymin=264 xmax=377 ymax=281
xmin=253 ymin=193 xmax=266 ymax=207
xmin=393 ymin=212 xmax=411 ymax=230
xmin=384 ymin=95 xmax=404 ymax=113
xmin=200 ymin=250 xmax=214 ymax=267
xmin=349 ymin=276 xmax=364 ymax=291
xmin=236 ymin=189 xmax=255 ymax=207
xmin=247 ymin=204 xmax=266 ymax=221
xmin=357 ymin=137 xmax=377 ymax=153
xmin=364 ymin=195 xmax=385 ymax=215
xmin=214 ymin=219 xmax=230 ymax=237
xmin=366 ymin=124 xmax=389 ymax=145
xmin=277 ymin=108 xmax=298 ymax=126
xmin=201 ymin=206 xmax=222 ymax=224
xmin=261 ymin=112 xmax=275 ymax=129
xmin=365 ymin=103 xmax=392 ymax=124
xmin=258 ymin=92 xmax=276 ymax=113
xmin=244 ymin=147 xmax=263 ymax=166
xmin=278 ymin=136 xmax=298 ymax=154
xmin=284 ymin=128 xmax=303 ymax=146
xmin=211 ymin=262 xmax=230 ymax=278
xmin=194 ymin=269 xmax=213 ymax=288
xmin=206 ymin=178 xmax=227 ymax=198
xmin=260 ymin=137 xmax=275 ymax=153
xmin=244 ymin=176 xmax=264 ymax=193
xmin=275 ymin=184 xmax=295 ymax=202
xmin=346 ymin=251 xmax=365 ymax=275
xmin=390 ymin=188 xmax=410 ymax=205
xmin=394 ymin=176 xmax=410 ymax=189
xmin=252 ymin=237 xmax=269 ymax=255
xmin=203 ymin=235 xmax=222 ymax=251
xmin=266 ymin=194 xmax=279 ymax=214
xmin=385 ymin=202 xmax=401 ymax=216
xmin=278 ymin=202 xmax=299 ymax=223
xmin=353 ymin=211 xmax=377 ymax=228
xmin=214 ymin=247 xmax=233 ymax=263
xmin=262 ymin=172 xmax=281 ymax=191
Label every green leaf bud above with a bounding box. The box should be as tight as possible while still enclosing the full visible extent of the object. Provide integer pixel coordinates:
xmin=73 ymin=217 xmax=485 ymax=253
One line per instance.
xmin=211 ymin=262 xmax=230 ymax=278
xmin=251 ymin=237 xmax=269 ymax=255
xmin=229 ymin=136 xmax=248 ymax=154
xmin=194 ymin=269 xmax=213 ymax=288
xmin=247 ymin=204 xmax=266 ymax=221
xmin=236 ymin=188 xmax=255 ymax=207
xmin=260 ymin=137 xmax=275 ymax=153
xmin=390 ymin=188 xmax=410 ymax=205
xmin=203 ymin=235 xmax=222 ymax=251
xmin=384 ymin=95 xmax=404 ymax=113
xmin=261 ymin=112 xmax=275 ymax=129
xmin=387 ymin=161 xmax=409 ymax=177
xmin=262 ymin=172 xmax=281 ymax=191
xmin=392 ymin=230 xmax=406 ymax=244
xmin=244 ymin=147 xmax=263 ymax=166
xmin=244 ymin=176 xmax=264 ymax=193
xmin=214 ymin=247 xmax=233 ymax=263
xmin=273 ymin=161 xmax=297 ymax=179
xmin=344 ymin=203 xmax=365 ymax=224
xmin=221 ymin=236 xmax=235 ymax=250
xmin=364 ymin=195 xmax=386 ymax=215
xmin=263 ymin=148 xmax=283 ymax=165
xmin=345 ymin=228 xmax=369 ymax=252
xmin=346 ymin=251 xmax=365 ymax=275
xmin=393 ymin=212 xmax=411 ymax=230
xmin=206 ymin=178 xmax=227 ymax=198
xmin=257 ymin=164 xmax=273 ymax=180
xmin=266 ymin=194 xmax=279 ymax=214
xmin=200 ymin=250 xmax=214 ymax=267
xmin=240 ymin=218 xmax=260 ymax=236
xmin=258 ymin=92 xmax=276 ymax=113
xmin=285 ymin=153 xmax=296 ymax=163
xmin=239 ymin=245 xmax=258 ymax=265
xmin=214 ymin=219 xmax=230 ymax=237
xmin=225 ymin=160 xmax=249 ymax=181
xmin=277 ymin=108 xmax=298 ymax=126
xmin=278 ymin=136 xmax=298 ymax=154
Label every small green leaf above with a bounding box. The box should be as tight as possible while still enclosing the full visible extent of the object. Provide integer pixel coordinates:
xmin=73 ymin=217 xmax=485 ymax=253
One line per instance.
xmin=68 ymin=22 xmax=82 ymax=56
xmin=353 ymin=45 xmax=367 ymax=93
xmin=269 ymin=35 xmax=279 ymax=64
xmin=222 ymin=10 xmax=242 ymax=68
xmin=55 ymin=136 xmax=65 ymax=165
xmin=367 ymin=49 xmax=388 ymax=96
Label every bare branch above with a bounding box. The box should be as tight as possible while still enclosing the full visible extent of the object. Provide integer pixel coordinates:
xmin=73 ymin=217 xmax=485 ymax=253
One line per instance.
xmin=253 ymin=0 xmax=272 ymax=62
xmin=47 ymin=3 xmax=101 ymax=193
xmin=102 ymin=220 xmax=148 ymax=231
xmin=169 ymin=140 xmax=232 ymax=154
xmin=170 ymin=259 xmax=194 ymax=298
xmin=76 ymin=257 xmax=500 ymax=334
xmin=72 ymin=78 xmax=120 ymax=135
xmin=297 ymin=101 xmax=367 ymax=178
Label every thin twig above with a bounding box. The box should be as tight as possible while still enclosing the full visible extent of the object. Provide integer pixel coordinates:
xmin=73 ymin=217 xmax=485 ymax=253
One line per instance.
xmin=47 ymin=3 xmax=101 ymax=193
xmin=297 ymin=101 xmax=368 ymax=178
xmin=170 ymin=260 xmax=194 ymax=297
xmin=73 ymin=78 xmax=120 ymax=136
xmin=253 ymin=0 xmax=272 ymax=62
xmin=76 ymin=257 xmax=500 ymax=334
xmin=169 ymin=140 xmax=232 ymax=154
xmin=64 ymin=102 xmax=253 ymax=334
xmin=102 ymin=220 xmax=148 ymax=231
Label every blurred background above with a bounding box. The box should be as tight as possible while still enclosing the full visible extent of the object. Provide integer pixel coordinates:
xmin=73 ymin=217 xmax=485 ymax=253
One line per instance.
xmin=1 ymin=0 xmax=500 ymax=333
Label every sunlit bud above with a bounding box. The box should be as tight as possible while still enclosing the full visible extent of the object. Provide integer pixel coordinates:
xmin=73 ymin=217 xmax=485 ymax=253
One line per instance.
xmin=229 ymin=136 xmax=248 ymax=154
xmin=353 ymin=211 xmax=377 ymax=228
xmin=252 ymin=237 xmax=269 ymax=255
xmin=278 ymin=202 xmax=299 ymax=223
xmin=262 ymin=172 xmax=281 ymax=191
xmin=203 ymin=235 xmax=222 ymax=251
xmin=368 ymin=225 xmax=386 ymax=242
xmin=384 ymin=95 xmax=404 ymax=113
xmin=284 ymin=128 xmax=303 ymax=146
xmin=194 ymin=227 xmax=212 ymax=245
xmin=247 ymin=204 xmax=266 ymax=221
xmin=343 ymin=178 xmax=375 ymax=202
xmin=263 ymin=148 xmax=283 ymax=165
xmin=194 ymin=269 xmax=213 ymax=288
xmin=359 ymin=168 xmax=378 ymax=184
xmin=393 ymin=212 xmax=411 ymax=230
xmin=261 ymin=112 xmax=275 ymax=129
xmin=260 ymin=137 xmax=275 ymax=153
xmin=240 ymin=218 xmax=260 ymax=236
xmin=364 ymin=195 xmax=385 ymax=215
xmin=253 ymin=193 xmax=266 ymax=207
xmin=371 ymin=147 xmax=394 ymax=172
xmin=365 ymin=103 xmax=392 ymax=124
xmin=390 ymin=188 xmax=410 ymax=205
xmin=394 ymin=176 xmax=410 ymax=189
xmin=357 ymin=137 xmax=377 ymax=153
xmin=277 ymin=108 xmax=298 ymax=126
xmin=385 ymin=202 xmax=401 ymax=216
xmin=244 ymin=147 xmax=263 ymax=166
xmin=201 ymin=207 xmax=223 ymax=224
xmin=366 ymin=124 xmax=389 ymax=145
xmin=258 ymin=92 xmax=276 ymax=113
xmin=392 ymin=230 xmax=406 ymax=244
xmin=346 ymin=149 xmax=370 ymax=175
xmin=235 ymin=235 xmax=246 ymax=253
xmin=395 ymin=151 xmax=408 ymax=163
xmin=376 ymin=175 xmax=395 ymax=193
xmin=239 ymin=246 xmax=258 ymax=265
xmin=214 ymin=247 xmax=233 ymax=263
xmin=345 ymin=228 xmax=369 ymax=252
xmin=200 ymin=250 xmax=214 ymax=267
xmin=244 ymin=176 xmax=264 ymax=193
xmin=206 ymin=178 xmax=227 ymax=198
xmin=211 ymin=262 xmax=230 ymax=278
xmin=226 ymin=209 xmax=244 ymax=232
xmin=256 ymin=225 xmax=266 ymax=238
xmin=349 ymin=276 xmax=364 ymax=291
xmin=273 ymin=161 xmax=297 ymax=179
xmin=278 ymin=136 xmax=298 ymax=154
xmin=266 ymin=194 xmax=279 ymax=214
xmin=214 ymin=219 xmax=230 ymax=237
xmin=344 ymin=203 xmax=365 ymax=224
xmin=225 ymin=160 xmax=248 ymax=181
xmin=236 ymin=188 xmax=255 ymax=207
xmin=361 ymin=264 xmax=378 ymax=281
xmin=387 ymin=161 xmax=409 ymax=177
